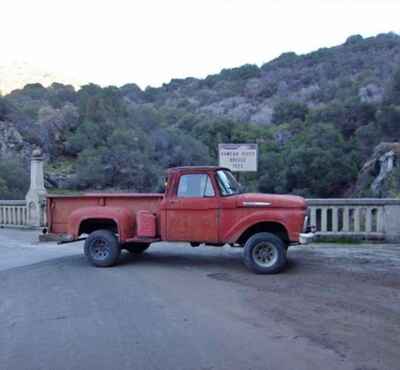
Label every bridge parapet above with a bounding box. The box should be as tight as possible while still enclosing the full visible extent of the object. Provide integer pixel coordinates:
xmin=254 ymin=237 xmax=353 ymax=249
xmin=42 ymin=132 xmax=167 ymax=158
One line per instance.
xmin=0 ymin=200 xmax=28 ymax=228
xmin=307 ymin=198 xmax=400 ymax=242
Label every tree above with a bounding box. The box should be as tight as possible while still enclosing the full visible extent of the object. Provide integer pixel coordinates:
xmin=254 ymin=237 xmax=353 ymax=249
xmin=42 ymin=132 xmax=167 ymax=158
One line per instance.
xmin=279 ymin=124 xmax=358 ymax=197
xmin=272 ymin=100 xmax=309 ymax=125
xmin=384 ymin=67 xmax=400 ymax=106
xmin=0 ymin=158 xmax=29 ymax=199
xmin=309 ymin=101 xmax=376 ymax=138
xmin=376 ymin=105 xmax=400 ymax=138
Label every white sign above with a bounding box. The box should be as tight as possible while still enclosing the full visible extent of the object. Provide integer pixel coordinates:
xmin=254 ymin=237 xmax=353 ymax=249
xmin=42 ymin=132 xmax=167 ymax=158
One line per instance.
xmin=218 ymin=143 xmax=258 ymax=172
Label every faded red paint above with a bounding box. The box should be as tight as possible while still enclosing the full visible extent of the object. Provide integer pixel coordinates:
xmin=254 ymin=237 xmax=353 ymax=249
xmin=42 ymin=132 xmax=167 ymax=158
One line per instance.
xmin=136 ymin=211 xmax=157 ymax=238
xmin=47 ymin=167 xmax=307 ymax=245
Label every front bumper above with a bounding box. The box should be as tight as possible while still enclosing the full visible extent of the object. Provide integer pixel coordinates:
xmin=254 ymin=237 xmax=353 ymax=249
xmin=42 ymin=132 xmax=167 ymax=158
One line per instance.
xmin=299 ymin=232 xmax=315 ymax=245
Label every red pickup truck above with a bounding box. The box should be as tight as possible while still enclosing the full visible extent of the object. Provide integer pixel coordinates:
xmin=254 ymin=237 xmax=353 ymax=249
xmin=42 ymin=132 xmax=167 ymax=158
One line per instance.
xmin=46 ymin=166 xmax=313 ymax=274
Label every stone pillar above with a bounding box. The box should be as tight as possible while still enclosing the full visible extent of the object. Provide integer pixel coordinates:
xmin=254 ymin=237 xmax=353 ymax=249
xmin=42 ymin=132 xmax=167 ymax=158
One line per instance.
xmin=381 ymin=205 xmax=400 ymax=242
xmin=25 ymin=149 xmax=47 ymax=228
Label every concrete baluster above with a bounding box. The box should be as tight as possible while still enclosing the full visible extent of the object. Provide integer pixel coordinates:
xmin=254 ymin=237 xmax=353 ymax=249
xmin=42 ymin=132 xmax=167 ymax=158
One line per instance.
xmin=332 ymin=207 xmax=338 ymax=232
xmin=321 ymin=208 xmax=328 ymax=232
xmin=342 ymin=207 xmax=349 ymax=232
xmin=377 ymin=208 xmax=384 ymax=233
xmin=365 ymin=208 xmax=372 ymax=233
xmin=354 ymin=208 xmax=361 ymax=233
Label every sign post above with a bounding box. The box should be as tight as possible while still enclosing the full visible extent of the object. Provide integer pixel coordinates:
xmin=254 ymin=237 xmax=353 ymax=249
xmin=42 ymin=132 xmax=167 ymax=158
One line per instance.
xmin=218 ymin=144 xmax=258 ymax=172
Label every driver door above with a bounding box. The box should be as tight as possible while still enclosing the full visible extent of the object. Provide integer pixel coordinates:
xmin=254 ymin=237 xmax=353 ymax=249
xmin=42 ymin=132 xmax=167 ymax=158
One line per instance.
xmin=165 ymin=173 xmax=219 ymax=242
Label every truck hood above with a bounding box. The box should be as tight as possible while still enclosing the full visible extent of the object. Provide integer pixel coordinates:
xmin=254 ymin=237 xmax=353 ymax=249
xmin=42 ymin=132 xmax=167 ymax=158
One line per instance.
xmin=236 ymin=193 xmax=307 ymax=209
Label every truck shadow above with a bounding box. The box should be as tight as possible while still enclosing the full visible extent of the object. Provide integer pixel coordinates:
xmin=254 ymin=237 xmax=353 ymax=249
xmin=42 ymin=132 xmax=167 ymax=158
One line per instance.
xmin=118 ymin=249 xmax=247 ymax=272
xmin=117 ymin=245 xmax=301 ymax=275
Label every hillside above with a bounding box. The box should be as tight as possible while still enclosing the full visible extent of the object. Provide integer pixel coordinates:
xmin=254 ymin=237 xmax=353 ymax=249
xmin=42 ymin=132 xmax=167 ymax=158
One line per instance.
xmin=1 ymin=33 xmax=400 ymax=199
xmin=147 ymin=33 xmax=400 ymax=124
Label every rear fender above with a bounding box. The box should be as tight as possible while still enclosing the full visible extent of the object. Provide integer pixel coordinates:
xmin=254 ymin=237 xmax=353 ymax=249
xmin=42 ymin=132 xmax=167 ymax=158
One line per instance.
xmin=68 ymin=207 xmax=135 ymax=241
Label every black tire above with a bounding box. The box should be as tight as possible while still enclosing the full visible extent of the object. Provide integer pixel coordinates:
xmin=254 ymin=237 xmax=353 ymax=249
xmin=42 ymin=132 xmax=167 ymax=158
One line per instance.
xmin=84 ymin=229 xmax=121 ymax=267
xmin=124 ymin=243 xmax=150 ymax=255
xmin=243 ymin=232 xmax=287 ymax=274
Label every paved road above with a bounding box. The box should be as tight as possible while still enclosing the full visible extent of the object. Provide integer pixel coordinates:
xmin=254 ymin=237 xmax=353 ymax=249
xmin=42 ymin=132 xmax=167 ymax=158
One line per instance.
xmin=0 ymin=229 xmax=399 ymax=370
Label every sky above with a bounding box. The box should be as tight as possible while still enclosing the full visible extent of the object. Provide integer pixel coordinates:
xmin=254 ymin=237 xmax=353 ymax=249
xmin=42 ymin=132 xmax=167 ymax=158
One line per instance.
xmin=1 ymin=0 xmax=400 ymax=89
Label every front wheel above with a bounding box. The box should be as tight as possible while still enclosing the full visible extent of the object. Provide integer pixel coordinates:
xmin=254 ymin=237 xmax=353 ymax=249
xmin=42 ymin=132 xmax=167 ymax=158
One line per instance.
xmin=84 ymin=229 xmax=121 ymax=267
xmin=243 ymin=232 xmax=287 ymax=274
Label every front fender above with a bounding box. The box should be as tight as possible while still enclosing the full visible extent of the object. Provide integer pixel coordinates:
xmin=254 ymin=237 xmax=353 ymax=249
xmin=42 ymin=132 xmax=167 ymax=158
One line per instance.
xmin=223 ymin=210 xmax=291 ymax=243
xmin=68 ymin=206 xmax=135 ymax=241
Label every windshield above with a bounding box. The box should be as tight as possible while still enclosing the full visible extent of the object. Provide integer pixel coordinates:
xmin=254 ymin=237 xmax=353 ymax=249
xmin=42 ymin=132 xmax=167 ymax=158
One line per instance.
xmin=216 ymin=170 xmax=241 ymax=196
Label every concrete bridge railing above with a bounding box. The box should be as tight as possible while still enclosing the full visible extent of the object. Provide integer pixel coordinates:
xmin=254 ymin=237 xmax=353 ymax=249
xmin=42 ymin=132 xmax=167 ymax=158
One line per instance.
xmin=307 ymin=199 xmax=400 ymax=242
xmin=0 ymin=200 xmax=28 ymax=227
xmin=0 ymin=199 xmax=47 ymax=229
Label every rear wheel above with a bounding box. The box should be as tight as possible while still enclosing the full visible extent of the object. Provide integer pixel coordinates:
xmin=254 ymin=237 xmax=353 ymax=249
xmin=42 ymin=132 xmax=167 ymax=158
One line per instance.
xmin=84 ymin=229 xmax=121 ymax=267
xmin=125 ymin=243 xmax=150 ymax=255
xmin=243 ymin=232 xmax=287 ymax=274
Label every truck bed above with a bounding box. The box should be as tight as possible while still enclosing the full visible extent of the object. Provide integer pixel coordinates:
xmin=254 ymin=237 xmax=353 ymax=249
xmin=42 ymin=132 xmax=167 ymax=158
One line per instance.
xmin=47 ymin=193 xmax=164 ymax=235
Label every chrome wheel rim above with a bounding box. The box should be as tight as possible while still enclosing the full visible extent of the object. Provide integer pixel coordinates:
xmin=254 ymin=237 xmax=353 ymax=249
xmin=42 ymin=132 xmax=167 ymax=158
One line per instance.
xmin=252 ymin=242 xmax=278 ymax=268
xmin=90 ymin=239 xmax=110 ymax=260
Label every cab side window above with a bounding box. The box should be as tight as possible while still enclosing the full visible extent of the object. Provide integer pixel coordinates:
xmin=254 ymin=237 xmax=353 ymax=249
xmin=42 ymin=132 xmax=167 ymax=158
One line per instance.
xmin=177 ymin=174 xmax=215 ymax=198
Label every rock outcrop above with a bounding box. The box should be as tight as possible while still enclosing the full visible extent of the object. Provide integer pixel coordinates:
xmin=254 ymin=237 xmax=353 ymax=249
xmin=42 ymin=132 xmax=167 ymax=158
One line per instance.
xmin=354 ymin=143 xmax=400 ymax=196
xmin=0 ymin=120 xmax=32 ymax=158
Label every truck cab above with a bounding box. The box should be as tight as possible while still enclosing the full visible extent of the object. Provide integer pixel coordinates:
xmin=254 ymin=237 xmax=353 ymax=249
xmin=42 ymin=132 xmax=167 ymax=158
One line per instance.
xmin=47 ymin=166 xmax=313 ymax=274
